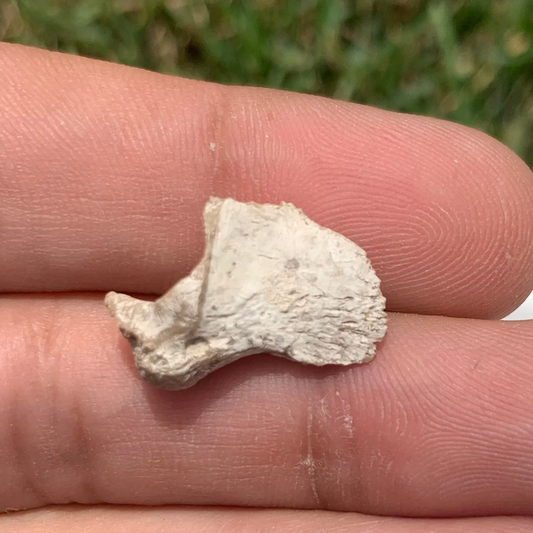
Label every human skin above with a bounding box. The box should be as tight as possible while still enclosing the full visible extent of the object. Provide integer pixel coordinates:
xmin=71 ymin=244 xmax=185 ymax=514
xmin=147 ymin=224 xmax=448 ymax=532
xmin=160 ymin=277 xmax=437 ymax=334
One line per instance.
xmin=1 ymin=42 xmax=533 ymax=532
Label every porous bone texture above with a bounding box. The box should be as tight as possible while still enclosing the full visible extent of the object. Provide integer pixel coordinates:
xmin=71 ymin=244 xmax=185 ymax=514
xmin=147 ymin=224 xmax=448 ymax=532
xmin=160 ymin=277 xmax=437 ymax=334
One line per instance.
xmin=105 ymin=197 xmax=387 ymax=389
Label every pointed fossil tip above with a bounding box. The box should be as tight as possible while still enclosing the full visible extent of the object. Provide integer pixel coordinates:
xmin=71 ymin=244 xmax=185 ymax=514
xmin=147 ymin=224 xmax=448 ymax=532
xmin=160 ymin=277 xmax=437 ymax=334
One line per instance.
xmin=104 ymin=291 xmax=143 ymax=324
xmin=104 ymin=291 xmax=123 ymax=315
xmin=104 ymin=291 xmax=116 ymax=310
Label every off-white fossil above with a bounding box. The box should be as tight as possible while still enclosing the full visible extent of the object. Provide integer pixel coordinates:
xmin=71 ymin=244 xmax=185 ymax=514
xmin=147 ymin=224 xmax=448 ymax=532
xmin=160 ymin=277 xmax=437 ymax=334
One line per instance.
xmin=105 ymin=198 xmax=387 ymax=390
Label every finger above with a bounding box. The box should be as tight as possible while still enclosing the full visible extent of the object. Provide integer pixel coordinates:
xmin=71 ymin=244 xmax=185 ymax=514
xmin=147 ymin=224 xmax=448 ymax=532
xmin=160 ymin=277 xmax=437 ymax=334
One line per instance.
xmin=2 ymin=296 xmax=533 ymax=516
xmin=1 ymin=505 xmax=532 ymax=533
xmin=1 ymin=44 xmax=532 ymax=318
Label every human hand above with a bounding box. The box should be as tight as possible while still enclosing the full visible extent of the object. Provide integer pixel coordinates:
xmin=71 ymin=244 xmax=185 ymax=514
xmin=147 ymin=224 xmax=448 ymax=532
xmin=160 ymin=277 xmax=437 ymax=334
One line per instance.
xmin=1 ymin=43 xmax=533 ymax=532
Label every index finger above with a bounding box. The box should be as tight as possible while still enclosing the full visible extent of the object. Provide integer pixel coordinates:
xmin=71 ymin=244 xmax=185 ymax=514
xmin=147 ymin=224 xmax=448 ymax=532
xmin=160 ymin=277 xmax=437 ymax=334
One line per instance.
xmin=1 ymin=43 xmax=532 ymax=318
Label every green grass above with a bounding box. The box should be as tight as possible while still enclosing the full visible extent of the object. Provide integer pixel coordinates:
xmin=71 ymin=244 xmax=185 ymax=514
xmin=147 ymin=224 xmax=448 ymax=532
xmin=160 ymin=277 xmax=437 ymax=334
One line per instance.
xmin=2 ymin=0 xmax=533 ymax=167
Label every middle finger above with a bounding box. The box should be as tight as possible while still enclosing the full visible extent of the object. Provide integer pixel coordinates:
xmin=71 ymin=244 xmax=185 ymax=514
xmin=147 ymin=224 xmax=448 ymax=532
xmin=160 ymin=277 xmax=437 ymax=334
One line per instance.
xmin=1 ymin=295 xmax=533 ymax=516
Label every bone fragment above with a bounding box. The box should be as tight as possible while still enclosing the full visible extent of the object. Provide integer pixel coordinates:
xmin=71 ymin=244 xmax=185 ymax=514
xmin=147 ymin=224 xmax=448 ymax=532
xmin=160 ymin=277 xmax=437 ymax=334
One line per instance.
xmin=105 ymin=198 xmax=387 ymax=389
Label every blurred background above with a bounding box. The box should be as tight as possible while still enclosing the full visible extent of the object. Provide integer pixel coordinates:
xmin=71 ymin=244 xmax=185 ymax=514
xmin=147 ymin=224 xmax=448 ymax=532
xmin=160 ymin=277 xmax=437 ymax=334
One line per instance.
xmin=1 ymin=0 xmax=532 ymax=318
